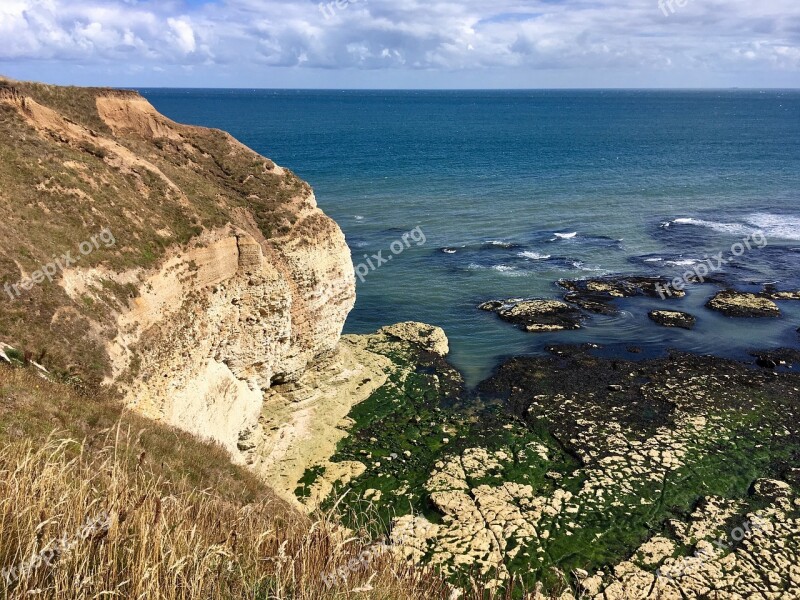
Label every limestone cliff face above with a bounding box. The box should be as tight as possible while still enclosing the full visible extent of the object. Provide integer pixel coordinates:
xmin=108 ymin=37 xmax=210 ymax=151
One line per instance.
xmin=0 ymin=78 xmax=355 ymax=463
xmin=103 ymin=216 xmax=355 ymax=462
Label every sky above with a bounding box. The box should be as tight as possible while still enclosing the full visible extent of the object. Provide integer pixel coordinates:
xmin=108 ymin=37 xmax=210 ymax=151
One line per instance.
xmin=1 ymin=0 xmax=799 ymax=89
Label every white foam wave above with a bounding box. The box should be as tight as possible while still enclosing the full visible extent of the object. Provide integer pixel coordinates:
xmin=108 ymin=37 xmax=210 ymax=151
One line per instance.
xmin=666 ymin=259 xmax=701 ymax=267
xmin=744 ymin=213 xmax=800 ymax=241
xmin=571 ymin=261 xmax=606 ymax=273
xmin=468 ymin=263 xmax=527 ymax=276
xmin=669 ymin=213 xmax=800 ymax=241
xmin=554 ymin=232 xmax=578 ymax=239
xmin=643 ymin=258 xmax=663 ymax=263
xmin=491 ymin=265 xmax=516 ymax=272
xmin=486 ymin=240 xmax=515 ymax=248
xmin=671 ymin=218 xmax=752 ymax=236
xmin=518 ymin=251 xmax=551 ymax=260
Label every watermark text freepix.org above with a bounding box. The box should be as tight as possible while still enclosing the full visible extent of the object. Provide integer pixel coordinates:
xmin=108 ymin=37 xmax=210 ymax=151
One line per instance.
xmin=321 ymin=533 xmax=411 ymax=589
xmin=1 ymin=511 xmax=111 ymax=587
xmin=319 ymin=0 xmax=365 ymax=20
xmin=4 ymin=228 xmax=116 ymax=301
xmin=355 ymin=226 xmax=426 ymax=283
xmin=656 ymin=231 xmax=767 ymax=299
xmin=659 ymin=0 xmax=694 ymax=17
xmin=656 ymin=516 xmax=766 ymax=582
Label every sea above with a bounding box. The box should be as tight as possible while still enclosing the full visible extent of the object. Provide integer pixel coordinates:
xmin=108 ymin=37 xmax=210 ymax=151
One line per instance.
xmin=141 ymin=89 xmax=800 ymax=386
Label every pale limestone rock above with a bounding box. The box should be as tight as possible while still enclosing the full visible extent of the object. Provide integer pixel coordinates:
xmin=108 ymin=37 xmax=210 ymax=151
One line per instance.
xmin=379 ymin=322 xmax=450 ymax=356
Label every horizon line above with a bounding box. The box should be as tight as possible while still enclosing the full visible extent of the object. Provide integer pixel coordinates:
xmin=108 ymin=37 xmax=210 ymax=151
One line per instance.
xmin=130 ymin=86 xmax=800 ymax=91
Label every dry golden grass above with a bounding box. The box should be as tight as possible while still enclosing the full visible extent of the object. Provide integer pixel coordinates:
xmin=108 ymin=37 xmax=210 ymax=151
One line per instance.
xmin=0 ymin=367 xmax=556 ymax=600
xmin=0 ymin=366 xmax=458 ymax=600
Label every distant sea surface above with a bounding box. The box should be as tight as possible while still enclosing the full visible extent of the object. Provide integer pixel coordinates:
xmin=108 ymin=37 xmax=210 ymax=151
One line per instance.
xmin=141 ymin=89 xmax=800 ymax=386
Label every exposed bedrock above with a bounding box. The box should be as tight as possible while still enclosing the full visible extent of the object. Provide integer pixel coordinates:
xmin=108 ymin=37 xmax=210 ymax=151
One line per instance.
xmin=648 ymin=310 xmax=697 ymax=329
xmin=479 ymin=298 xmax=585 ymax=332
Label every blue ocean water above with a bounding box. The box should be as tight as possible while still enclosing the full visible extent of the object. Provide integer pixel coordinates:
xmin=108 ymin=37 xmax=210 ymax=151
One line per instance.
xmin=141 ymin=89 xmax=800 ymax=385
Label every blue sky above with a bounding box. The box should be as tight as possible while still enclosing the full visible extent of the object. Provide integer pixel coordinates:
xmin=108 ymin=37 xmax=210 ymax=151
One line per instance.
xmin=1 ymin=0 xmax=799 ymax=88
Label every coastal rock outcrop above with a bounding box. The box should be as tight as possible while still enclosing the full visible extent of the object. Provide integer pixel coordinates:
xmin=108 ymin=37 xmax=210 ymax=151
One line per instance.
xmin=648 ymin=310 xmax=696 ymax=329
xmin=479 ymin=299 xmax=584 ymax=332
xmin=706 ymin=290 xmax=780 ymax=317
xmin=379 ymin=322 xmax=449 ymax=356
xmin=558 ymin=276 xmax=685 ymax=314
xmin=0 ymin=78 xmax=355 ymax=473
xmin=761 ymin=285 xmax=800 ymax=301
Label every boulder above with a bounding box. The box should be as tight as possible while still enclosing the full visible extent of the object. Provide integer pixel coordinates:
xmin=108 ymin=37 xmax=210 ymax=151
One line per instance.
xmin=706 ymin=290 xmax=780 ymax=318
xmin=479 ymin=299 xmax=585 ymax=332
xmin=648 ymin=310 xmax=697 ymax=330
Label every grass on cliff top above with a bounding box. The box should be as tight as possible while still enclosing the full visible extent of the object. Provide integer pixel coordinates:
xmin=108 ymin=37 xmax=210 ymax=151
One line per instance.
xmin=0 ymin=77 xmax=311 ymax=384
xmin=0 ymin=364 xmax=459 ymax=600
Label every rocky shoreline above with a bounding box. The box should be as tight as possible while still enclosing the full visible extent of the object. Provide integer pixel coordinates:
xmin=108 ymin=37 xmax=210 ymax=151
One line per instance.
xmin=478 ymin=275 xmax=800 ymax=332
xmin=3 ymin=78 xmax=798 ymax=598
xmin=299 ymin=275 xmax=800 ymax=597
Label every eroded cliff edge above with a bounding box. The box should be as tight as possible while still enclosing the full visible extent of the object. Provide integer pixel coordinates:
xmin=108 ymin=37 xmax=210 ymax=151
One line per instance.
xmin=0 ymin=78 xmax=367 ymax=495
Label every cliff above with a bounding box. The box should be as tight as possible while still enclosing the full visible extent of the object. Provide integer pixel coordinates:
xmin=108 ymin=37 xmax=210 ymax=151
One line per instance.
xmin=0 ymin=77 xmax=356 ymax=473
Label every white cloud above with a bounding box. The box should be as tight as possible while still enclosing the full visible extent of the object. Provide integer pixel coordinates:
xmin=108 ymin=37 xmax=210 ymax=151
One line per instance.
xmin=168 ymin=17 xmax=196 ymax=54
xmin=0 ymin=0 xmax=798 ymax=85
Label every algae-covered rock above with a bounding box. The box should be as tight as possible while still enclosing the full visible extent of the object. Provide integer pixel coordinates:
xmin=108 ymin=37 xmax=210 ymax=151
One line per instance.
xmin=648 ymin=310 xmax=697 ymax=329
xmin=706 ymin=290 xmax=780 ymax=317
xmin=479 ymin=298 xmax=585 ymax=332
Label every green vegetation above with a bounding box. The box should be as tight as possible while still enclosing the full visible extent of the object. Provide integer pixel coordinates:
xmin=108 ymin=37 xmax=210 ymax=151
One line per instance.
xmin=301 ymin=347 xmax=800 ymax=595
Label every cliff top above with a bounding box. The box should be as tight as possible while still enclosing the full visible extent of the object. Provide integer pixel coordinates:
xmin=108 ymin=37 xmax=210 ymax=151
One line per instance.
xmin=0 ymin=77 xmax=322 ymax=383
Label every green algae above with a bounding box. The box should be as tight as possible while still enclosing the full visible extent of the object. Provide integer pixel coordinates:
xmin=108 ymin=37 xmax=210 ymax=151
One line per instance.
xmin=298 ymin=346 xmax=800 ymax=595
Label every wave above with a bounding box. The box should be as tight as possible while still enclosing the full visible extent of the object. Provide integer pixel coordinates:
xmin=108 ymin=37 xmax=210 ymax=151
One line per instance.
xmin=554 ymin=232 xmax=578 ymax=239
xmin=744 ymin=213 xmax=800 ymax=241
xmin=466 ymin=263 xmax=530 ymax=277
xmin=668 ymin=213 xmax=800 ymax=241
xmin=484 ymin=240 xmax=518 ymax=249
xmin=643 ymin=258 xmax=663 ymax=263
xmin=492 ymin=265 xmax=516 ymax=272
xmin=441 ymin=248 xmax=458 ymax=254
xmin=571 ymin=261 xmax=606 ymax=273
xmin=671 ymin=217 xmax=752 ymax=236
xmin=518 ymin=251 xmax=551 ymax=260
xmin=665 ymin=259 xmax=701 ymax=267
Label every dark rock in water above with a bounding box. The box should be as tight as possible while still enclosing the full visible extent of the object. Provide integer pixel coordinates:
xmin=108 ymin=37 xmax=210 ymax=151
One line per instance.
xmin=756 ymin=357 xmax=779 ymax=370
xmin=562 ymin=291 xmax=618 ymax=315
xmin=477 ymin=300 xmax=504 ymax=311
xmin=706 ymin=290 xmax=780 ymax=318
xmin=627 ymin=345 xmax=643 ymax=354
xmin=761 ymin=285 xmax=800 ymax=301
xmin=479 ymin=298 xmax=584 ymax=332
xmin=648 ymin=310 xmax=697 ymax=330
xmin=558 ymin=276 xmax=685 ymax=315
xmin=750 ymin=349 xmax=800 ymax=370
xmin=545 ymin=343 xmax=600 ymax=357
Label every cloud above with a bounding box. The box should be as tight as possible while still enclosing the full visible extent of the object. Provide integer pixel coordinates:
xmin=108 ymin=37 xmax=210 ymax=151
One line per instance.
xmin=0 ymin=0 xmax=798 ymax=86
xmin=168 ymin=18 xmax=197 ymax=54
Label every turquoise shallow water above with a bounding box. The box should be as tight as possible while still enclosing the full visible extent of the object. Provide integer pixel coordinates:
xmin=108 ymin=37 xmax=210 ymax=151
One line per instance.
xmin=142 ymin=89 xmax=800 ymax=386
